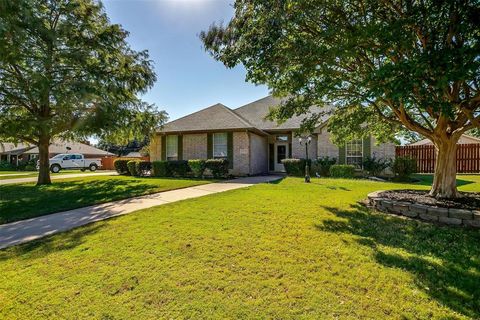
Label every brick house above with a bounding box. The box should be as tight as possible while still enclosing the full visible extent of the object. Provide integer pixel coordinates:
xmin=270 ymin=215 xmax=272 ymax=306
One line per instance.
xmin=150 ymin=96 xmax=395 ymax=175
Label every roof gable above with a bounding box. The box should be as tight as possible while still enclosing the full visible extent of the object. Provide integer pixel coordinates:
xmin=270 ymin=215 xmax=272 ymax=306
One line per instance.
xmin=161 ymin=103 xmax=254 ymax=133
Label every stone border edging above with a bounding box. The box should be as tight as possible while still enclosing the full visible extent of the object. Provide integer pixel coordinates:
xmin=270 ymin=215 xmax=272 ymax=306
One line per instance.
xmin=367 ymin=190 xmax=480 ymax=228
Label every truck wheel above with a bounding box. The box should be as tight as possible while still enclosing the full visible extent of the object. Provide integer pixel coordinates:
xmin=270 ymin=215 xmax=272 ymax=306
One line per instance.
xmin=50 ymin=164 xmax=61 ymax=173
xmin=89 ymin=164 xmax=98 ymax=172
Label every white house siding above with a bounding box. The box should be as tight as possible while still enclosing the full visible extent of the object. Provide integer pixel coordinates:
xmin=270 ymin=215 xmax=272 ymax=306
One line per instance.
xmin=249 ymin=132 xmax=268 ymax=175
xmin=316 ymin=129 xmax=339 ymax=159
xmin=183 ymin=133 xmax=207 ymax=159
xmin=232 ymin=131 xmax=250 ymax=175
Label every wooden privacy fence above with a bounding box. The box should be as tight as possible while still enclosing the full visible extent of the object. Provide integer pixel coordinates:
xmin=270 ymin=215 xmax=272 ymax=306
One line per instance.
xmin=395 ymin=144 xmax=480 ymax=173
xmin=100 ymin=156 xmax=150 ymax=170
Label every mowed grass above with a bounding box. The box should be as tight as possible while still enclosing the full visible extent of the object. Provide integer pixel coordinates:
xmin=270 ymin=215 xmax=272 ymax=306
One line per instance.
xmin=0 ymin=169 xmax=110 ymax=180
xmin=0 ymin=175 xmax=213 ymax=224
xmin=0 ymin=176 xmax=479 ymax=319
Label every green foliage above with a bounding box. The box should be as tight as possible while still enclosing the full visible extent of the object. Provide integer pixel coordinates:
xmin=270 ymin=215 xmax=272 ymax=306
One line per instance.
xmin=329 ymin=165 xmax=355 ymax=178
xmin=314 ymin=156 xmax=336 ymax=177
xmin=201 ymin=0 xmax=480 ymax=196
xmin=0 ymin=0 xmax=163 ymax=184
xmin=0 ymin=160 xmax=15 ymax=171
xmin=281 ymin=158 xmax=311 ymax=177
xmin=168 ymin=160 xmax=189 ymax=177
xmin=152 ymin=161 xmax=171 ymax=177
xmin=393 ymin=157 xmax=417 ymax=181
xmin=113 ymin=159 xmax=137 ymax=175
xmin=127 ymin=160 xmax=141 ymax=177
xmin=136 ymin=161 xmax=152 ymax=177
xmin=362 ymin=156 xmax=391 ymax=177
xmin=188 ymin=159 xmax=206 ymax=178
xmin=205 ymin=159 xmax=229 ymax=178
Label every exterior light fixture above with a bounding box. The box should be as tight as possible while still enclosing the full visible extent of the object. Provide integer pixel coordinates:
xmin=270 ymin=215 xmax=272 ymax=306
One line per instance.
xmin=298 ymin=135 xmax=312 ymax=183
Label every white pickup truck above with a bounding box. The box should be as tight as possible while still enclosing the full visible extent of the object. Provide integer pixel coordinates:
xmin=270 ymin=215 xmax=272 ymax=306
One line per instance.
xmin=46 ymin=153 xmax=102 ymax=173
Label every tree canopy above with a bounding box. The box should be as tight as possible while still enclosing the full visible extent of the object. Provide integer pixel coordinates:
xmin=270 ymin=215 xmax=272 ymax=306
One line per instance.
xmin=201 ymin=0 xmax=480 ymax=198
xmin=0 ymin=0 xmax=164 ymax=184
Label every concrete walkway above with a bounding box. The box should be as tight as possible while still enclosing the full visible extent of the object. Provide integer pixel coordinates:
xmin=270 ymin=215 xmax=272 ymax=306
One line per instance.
xmin=0 ymin=175 xmax=282 ymax=249
xmin=0 ymin=171 xmax=118 ymax=185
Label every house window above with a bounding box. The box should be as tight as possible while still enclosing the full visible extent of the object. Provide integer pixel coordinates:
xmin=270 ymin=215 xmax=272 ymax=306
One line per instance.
xmin=276 ymin=135 xmax=289 ymax=142
xmin=213 ymin=133 xmax=228 ymax=159
xmin=166 ymin=135 xmax=178 ymax=161
xmin=346 ymin=139 xmax=363 ymax=168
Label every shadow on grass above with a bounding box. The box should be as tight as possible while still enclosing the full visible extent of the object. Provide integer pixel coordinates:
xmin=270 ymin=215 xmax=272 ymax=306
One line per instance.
xmin=0 ymin=179 xmax=160 ymax=224
xmin=0 ymin=223 xmax=105 ymax=261
xmin=412 ymin=174 xmax=475 ymax=187
xmin=316 ymin=204 xmax=480 ymax=318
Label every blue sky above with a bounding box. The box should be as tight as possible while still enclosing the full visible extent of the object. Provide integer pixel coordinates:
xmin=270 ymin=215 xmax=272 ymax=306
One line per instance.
xmin=103 ymin=0 xmax=270 ymax=122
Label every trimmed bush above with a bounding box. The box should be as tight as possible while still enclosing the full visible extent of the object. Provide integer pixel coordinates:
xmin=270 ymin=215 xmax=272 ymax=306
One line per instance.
xmin=329 ymin=164 xmax=355 ymax=178
xmin=169 ymin=160 xmax=189 ymax=177
xmin=0 ymin=160 xmax=16 ymax=171
xmin=282 ymin=158 xmax=312 ymax=176
xmin=127 ymin=160 xmax=141 ymax=176
xmin=136 ymin=161 xmax=152 ymax=177
xmin=362 ymin=156 xmax=390 ymax=177
xmin=188 ymin=159 xmax=206 ymax=178
xmin=314 ymin=156 xmax=336 ymax=177
xmin=392 ymin=156 xmax=417 ymax=180
xmin=152 ymin=161 xmax=170 ymax=177
xmin=205 ymin=159 xmax=229 ymax=178
xmin=113 ymin=158 xmax=137 ymax=175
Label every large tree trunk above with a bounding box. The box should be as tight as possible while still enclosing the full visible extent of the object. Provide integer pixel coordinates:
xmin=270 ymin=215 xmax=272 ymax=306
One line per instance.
xmin=37 ymin=135 xmax=51 ymax=185
xmin=429 ymin=138 xmax=459 ymax=199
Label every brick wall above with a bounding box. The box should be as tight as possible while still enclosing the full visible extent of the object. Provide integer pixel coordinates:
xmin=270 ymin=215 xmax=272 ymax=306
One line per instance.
xmin=232 ymin=131 xmax=250 ymax=175
xmin=183 ymin=133 xmax=207 ymax=159
xmin=316 ymin=129 xmax=339 ymax=160
xmin=292 ymin=133 xmax=318 ymax=159
xmin=249 ymin=132 xmax=268 ymax=174
xmin=371 ymin=137 xmax=396 ymax=160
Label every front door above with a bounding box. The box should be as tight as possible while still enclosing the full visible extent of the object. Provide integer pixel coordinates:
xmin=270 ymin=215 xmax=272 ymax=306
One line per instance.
xmin=274 ymin=143 xmax=288 ymax=172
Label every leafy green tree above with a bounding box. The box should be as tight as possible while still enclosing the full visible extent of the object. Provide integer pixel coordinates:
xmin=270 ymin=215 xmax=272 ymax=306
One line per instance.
xmin=201 ymin=0 xmax=480 ymax=198
xmin=0 ymin=0 xmax=161 ymax=185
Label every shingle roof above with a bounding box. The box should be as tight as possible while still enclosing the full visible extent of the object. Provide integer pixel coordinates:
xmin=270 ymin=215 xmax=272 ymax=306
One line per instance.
xmin=159 ymin=96 xmax=333 ymax=133
xmin=0 ymin=140 xmax=114 ymax=156
xmin=161 ymin=103 xmax=256 ymax=133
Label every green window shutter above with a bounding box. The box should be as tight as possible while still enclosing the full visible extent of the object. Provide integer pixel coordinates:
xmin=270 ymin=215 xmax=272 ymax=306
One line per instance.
xmin=207 ymin=133 xmax=213 ymax=159
xmin=178 ymin=135 xmax=183 ymax=160
xmin=363 ymin=136 xmax=371 ymax=161
xmin=161 ymin=135 xmax=166 ymax=161
xmin=338 ymin=145 xmax=345 ymax=164
xmin=227 ymin=132 xmax=234 ymax=169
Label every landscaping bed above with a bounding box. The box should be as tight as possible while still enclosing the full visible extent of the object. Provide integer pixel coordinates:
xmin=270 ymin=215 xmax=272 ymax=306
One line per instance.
xmin=379 ymin=189 xmax=480 ymax=210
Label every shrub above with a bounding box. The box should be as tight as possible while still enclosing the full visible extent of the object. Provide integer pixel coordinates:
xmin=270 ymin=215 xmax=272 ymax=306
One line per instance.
xmin=135 ymin=161 xmax=152 ymax=177
xmin=362 ymin=156 xmax=390 ymax=177
xmin=152 ymin=161 xmax=170 ymax=177
xmin=114 ymin=158 xmax=137 ymax=175
xmin=205 ymin=159 xmax=229 ymax=178
xmin=392 ymin=156 xmax=417 ymax=180
xmin=169 ymin=160 xmax=189 ymax=177
xmin=127 ymin=160 xmax=141 ymax=176
xmin=281 ymin=158 xmax=312 ymax=176
xmin=0 ymin=160 xmax=15 ymax=171
xmin=329 ymin=164 xmax=355 ymax=178
xmin=188 ymin=159 xmax=206 ymax=178
xmin=314 ymin=156 xmax=336 ymax=177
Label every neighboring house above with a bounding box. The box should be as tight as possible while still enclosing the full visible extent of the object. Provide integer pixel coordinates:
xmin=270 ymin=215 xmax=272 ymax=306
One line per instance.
xmin=151 ymin=96 xmax=396 ymax=175
xmin=0 ymin=140 xmax=114 ymax=166
xmin=408 ymin=134 xmax=480 ymax=146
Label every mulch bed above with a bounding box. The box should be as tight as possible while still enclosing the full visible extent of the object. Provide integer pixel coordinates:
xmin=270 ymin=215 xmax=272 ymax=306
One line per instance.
xmin=379 ymin=190 xmax=480 ymax=210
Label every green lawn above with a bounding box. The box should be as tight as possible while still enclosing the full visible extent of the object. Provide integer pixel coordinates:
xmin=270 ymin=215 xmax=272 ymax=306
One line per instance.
xmin=0 ymin=170 xmax=111 ymax=180
xmin=0 ymin=175 xmax=212 ymax=224
xmin=0 ymin=175 xmax=479 ymax=319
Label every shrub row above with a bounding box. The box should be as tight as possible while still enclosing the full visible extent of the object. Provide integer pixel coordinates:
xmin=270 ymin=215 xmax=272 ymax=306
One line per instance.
xmin=282 ymin=155 xmax=417 ymax=180
xmin=114 ymin=158 xmax=230 ymax=178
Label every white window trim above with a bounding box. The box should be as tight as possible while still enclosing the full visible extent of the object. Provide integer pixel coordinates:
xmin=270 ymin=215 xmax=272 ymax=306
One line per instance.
xmin=346 ymin=139 xmax=363 ymax=168
xmin=213 ymin=132 xmax=228 ymax=159
xmin=166 ymin=135 xmax=178 ymax=161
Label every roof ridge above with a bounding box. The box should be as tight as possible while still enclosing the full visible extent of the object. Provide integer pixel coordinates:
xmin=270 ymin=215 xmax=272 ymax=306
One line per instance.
xmin=233 ymin=95 xmax=276 ymax=111
xmin=163 ymin=103 xmax=226 ymax=126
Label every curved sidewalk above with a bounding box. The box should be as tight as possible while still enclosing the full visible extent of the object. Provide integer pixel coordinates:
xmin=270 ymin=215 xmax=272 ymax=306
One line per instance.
xmin=0 ymin=175 xmax=282 ymax=249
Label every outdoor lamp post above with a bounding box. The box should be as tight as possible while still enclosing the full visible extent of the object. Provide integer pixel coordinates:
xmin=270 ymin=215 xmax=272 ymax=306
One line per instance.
xmin=299 ymin=136 xmax=312 ymax=183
